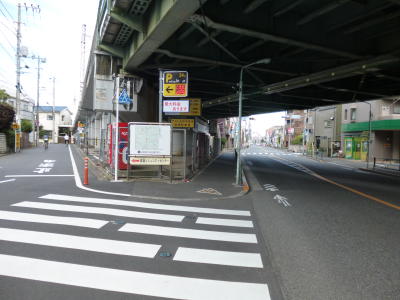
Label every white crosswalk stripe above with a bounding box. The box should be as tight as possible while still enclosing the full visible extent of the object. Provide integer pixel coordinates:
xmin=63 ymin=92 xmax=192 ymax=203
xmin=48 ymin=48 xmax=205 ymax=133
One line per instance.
xmin=0 ymin=254 xmax=270 ymax=300
xmin=40 ymin=194 xmax=251 ymax=216
xmin=12 ymin=201 xmax=185 ymax=222
xmin=0 ymin=193 xmax=270 ymax=299
xmin=119 ymin=223 xmax=258 ymax=243
xmin=0 ymin=210 xmax=108 ymax=229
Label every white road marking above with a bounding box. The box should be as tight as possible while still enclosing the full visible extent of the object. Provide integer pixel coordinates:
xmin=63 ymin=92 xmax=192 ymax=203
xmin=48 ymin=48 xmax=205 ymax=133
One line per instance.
xmin=12 ymin=201 xmax=185 ymax=223
xmin=174 ymin=247 xmax=263 ymax=268
xmin=68 ymin=145 xmax=131 ymax=197
xmin=5 ymin=175 xmax=74 ymax=177
xmin=0 ymin=254 xmax=270 ymax=300
xmin=196 ymin=188 xmax=222 ymax=195
xmin=196 ymin=217 xmax=253 ymax=228
xmin=0 ymin=228 xmax=161 ymax=258
xmin=273 ymin=195 xmax=291 ymax=207
xmin=263 ymin=184 xmax=279 ymax=192
xmin=0 ymin=179 xmax=16 ymax=183
xmin=119 ymin=223 xmax=258 ymax=243
xmin=40 ymin=194 xmax=251 ymax=216
xmin=0 ymin=210 xmax=108 ymax=229
xmin=327 ymin=162 xmax=354 ymax=170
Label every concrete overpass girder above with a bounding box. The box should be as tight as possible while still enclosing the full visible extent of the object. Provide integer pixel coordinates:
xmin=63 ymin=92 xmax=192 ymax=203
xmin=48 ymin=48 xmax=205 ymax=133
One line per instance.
xmin=124 ymin=0 xmax=204 ymax=70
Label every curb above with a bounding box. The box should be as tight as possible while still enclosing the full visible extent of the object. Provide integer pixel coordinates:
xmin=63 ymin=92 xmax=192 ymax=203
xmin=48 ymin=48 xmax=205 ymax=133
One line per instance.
xmin=359 ymin=168 xmax=400 ymax=177
xmin=70 ymin=145 xmax=248 ymax=201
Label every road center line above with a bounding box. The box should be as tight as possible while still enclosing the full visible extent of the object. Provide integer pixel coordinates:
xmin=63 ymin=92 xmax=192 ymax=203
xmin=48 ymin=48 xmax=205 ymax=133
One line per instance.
xmin=0 ymin=228 xmax=161 ymax=258
xmin=12 ymin=201 xmax=185 ymax=222
xmin=270 ymin=155 xmax=400 ymax=210
xmin=0 ymin=254 xmax=270 ymax=300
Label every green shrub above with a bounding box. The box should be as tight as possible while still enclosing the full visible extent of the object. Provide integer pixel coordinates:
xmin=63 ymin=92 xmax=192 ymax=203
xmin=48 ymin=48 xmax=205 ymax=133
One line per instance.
xmin=291 ymin=134 xmax=303 ymax=145
xmin=21 ymin=119 xmax=33 ymax=133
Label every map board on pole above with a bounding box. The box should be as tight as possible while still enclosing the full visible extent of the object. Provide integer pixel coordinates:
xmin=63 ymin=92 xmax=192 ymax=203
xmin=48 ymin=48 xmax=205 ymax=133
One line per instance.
xmin=163 ymin=71 xmax=188 ymax=97
xmin=128 ymin=122 xmax=171 ymax=157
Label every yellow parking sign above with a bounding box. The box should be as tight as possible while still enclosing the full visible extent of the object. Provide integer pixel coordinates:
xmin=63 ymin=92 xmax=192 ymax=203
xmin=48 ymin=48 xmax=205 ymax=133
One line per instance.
xmin=163 ymin=71 xmax=188 ymax=97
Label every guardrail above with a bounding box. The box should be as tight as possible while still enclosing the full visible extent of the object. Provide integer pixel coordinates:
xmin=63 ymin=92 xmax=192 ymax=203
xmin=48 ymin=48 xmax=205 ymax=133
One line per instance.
xmin=373 ymin=157 xmax=400 ymax=171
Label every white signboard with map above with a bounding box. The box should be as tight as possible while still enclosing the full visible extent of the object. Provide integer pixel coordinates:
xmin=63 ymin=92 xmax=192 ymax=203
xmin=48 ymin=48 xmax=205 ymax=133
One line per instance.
xmin=128 ymin=122 xmax=171 ymax=156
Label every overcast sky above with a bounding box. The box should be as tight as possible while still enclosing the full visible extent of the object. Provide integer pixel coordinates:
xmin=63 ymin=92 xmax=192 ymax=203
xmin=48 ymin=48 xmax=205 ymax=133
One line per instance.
xmin=0 ymin=0 xmax=98 ymax=112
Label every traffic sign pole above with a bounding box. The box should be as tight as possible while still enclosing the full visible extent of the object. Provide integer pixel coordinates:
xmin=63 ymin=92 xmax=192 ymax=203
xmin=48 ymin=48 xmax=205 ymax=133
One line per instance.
xmin=114 ymin=76 xmax=120 ymax=181
xmin=159 ymin=69 xmax=163 ymax=123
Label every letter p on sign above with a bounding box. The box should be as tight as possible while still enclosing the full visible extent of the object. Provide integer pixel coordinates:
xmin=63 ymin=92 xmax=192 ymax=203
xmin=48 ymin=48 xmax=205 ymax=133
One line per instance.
xmin=165 ymin=73 xmax=173 ymax=83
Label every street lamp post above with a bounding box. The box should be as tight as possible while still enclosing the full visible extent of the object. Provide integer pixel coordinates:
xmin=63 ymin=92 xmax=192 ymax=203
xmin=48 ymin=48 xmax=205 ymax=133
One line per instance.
xmin=236 ymin=58 xmax=271 ymax=185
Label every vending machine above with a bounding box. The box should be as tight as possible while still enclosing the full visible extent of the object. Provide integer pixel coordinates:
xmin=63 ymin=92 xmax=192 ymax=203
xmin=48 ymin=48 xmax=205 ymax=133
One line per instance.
xmin=107 ymin=122 xmax=129 ymax=170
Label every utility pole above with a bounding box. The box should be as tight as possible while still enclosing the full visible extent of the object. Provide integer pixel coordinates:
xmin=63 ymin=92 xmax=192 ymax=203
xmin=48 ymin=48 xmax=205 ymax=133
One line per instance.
xmin=14 ymin=4 xmax=22 ymax=153
xmin=15 ymin=4 xmax=21 ymax=122
xmin=52 ymin=77 xmax=56 ymax=143
xmin=33 ymin=55 xmax=46 ymax=146
xmin=80 ymin=24 xmax=87 ymax=92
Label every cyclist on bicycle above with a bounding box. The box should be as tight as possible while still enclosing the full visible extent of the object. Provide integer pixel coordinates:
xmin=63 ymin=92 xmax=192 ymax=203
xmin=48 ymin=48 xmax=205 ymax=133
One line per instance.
xmin=43 ymin=134 xmax=49 ymax=149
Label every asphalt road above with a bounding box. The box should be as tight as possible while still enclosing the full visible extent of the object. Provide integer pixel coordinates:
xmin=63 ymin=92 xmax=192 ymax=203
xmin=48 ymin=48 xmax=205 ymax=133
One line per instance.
xmin=1 ymin=144 xmax=399 ymax=299
xmin=0 ymin=144 xmax=280 ymax=300
xmin=243 ymin=145 xmax=400 ymax=300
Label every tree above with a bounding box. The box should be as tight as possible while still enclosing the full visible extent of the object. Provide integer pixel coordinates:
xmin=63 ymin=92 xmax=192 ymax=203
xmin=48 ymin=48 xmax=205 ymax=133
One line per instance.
xmin=21 ymin=119 xmax=33 ymax=133
xmin=0 ymin=103 xmax=15 ymax=130
xmin=0 ymin=89 xmax=10 ymax=101
xmin=291 ymin=134 xmax=303 ymax=145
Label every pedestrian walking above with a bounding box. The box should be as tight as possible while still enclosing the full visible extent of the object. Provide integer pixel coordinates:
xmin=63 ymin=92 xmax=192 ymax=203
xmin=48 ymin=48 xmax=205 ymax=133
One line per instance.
xmin=64 ymin=134 xmax=70 ymax=145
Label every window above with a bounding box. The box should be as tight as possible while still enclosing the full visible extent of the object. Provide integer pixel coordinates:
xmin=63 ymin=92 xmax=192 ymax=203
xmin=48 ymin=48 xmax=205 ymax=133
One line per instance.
xmin=350 ymin=108 xmax=356 ymax=121
xmin=61 ymin=115 xmax=65 ymax=121
xmin=344 ymin=109 xmax=348 ymax=120
xmin=394 ymin=104 xmax=400 ymax=114
xmin=324 ymin=120 xmax=332 ymax=128
xmin=47 ymin=115 xmax=53 ymax=120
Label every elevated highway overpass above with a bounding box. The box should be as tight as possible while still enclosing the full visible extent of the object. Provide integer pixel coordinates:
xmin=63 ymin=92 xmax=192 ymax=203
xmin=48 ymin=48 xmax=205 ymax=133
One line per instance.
xmin=89 ymin=0 xmax=400 ymax=120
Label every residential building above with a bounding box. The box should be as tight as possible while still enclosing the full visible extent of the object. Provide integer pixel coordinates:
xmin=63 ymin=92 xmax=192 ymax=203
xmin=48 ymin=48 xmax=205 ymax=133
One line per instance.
xmin=307 ymin=105 xmax=342 ymax=157
xmin=38 ymin=106 xmax=73 ymax=142
xmin=341 ymin=99 xmax=400 ymax=161
xmin=283 ymin=110 xmax=306 ymax=150
xmin=1 ymin=96 xmax=35 ymax=123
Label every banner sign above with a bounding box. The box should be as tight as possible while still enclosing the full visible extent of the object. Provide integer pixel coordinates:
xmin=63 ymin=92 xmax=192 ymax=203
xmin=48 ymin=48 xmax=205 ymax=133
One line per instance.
xmin=171 ymin=119 xmax=195 ymax=128
xmin=129 ymin=156 xmax=171 ymax=165
xmin=163 ymin=100 xmax=189 ymax=113
xmin=128 ymin=122 xmax=171 ymax=156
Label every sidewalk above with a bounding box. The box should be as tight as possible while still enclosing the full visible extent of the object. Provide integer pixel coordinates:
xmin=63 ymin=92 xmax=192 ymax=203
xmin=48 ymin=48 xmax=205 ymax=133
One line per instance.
xmin=305 ymin=154 xmax=400 ymax=177
xmin=72 ymin=145 xmax=246 ymax=200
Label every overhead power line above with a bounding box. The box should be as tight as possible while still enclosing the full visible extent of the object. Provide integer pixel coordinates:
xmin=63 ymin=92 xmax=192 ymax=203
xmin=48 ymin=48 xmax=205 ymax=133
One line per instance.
xmin=0 ymin=0 xmax=14 ymax=20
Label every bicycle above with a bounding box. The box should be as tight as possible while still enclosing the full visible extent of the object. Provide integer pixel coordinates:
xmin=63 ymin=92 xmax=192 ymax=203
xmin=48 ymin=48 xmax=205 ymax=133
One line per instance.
xmin=44 ymin=140 xmax=49 ymax=150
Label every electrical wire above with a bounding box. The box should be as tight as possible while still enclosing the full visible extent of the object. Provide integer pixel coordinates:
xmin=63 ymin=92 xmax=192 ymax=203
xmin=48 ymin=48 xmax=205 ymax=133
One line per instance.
xmin=0 ymin=26 xmax=17 ymax=51
xmin=0 ymin=0 xmax=14 ymax=20
xmin=0 ymin=41 xmax=14 ymax=60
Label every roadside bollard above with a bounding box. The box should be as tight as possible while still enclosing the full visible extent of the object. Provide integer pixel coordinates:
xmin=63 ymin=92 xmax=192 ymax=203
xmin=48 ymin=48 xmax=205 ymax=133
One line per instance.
xmin=84 ymin=157 xmax=89 ymax=185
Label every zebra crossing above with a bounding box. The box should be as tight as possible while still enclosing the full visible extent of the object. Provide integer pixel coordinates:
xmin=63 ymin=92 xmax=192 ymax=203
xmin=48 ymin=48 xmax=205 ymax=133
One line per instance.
xmin=0 ymin=193 xmax=271 ymax=300
xmin=242 ymin=151 xmax=302 ymax=157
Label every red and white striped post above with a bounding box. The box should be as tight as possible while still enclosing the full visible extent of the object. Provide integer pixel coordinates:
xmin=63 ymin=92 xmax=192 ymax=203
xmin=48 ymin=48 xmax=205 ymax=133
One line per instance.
xmin=83 ymin=157 xmax=89 ymax=185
